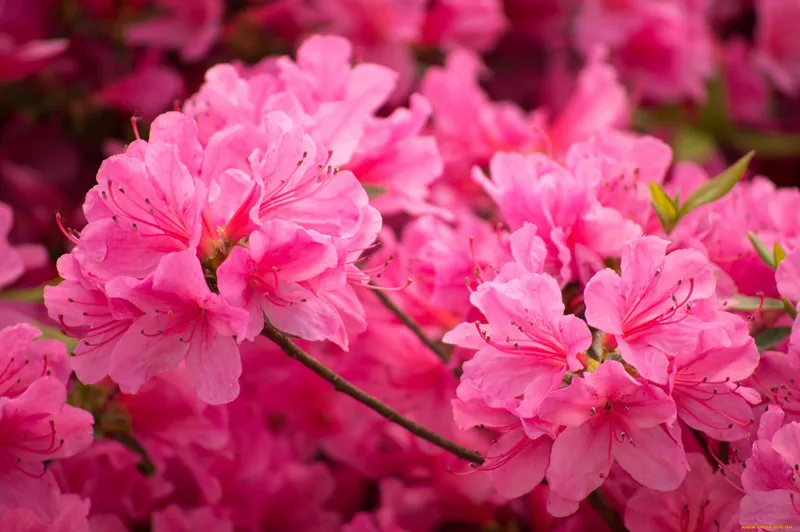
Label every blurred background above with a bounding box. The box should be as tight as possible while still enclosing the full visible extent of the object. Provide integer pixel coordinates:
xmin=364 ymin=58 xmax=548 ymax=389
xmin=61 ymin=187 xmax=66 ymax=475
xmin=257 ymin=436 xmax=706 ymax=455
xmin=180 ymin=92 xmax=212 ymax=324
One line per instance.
xmin=1 ymin=0 xmax=799 ymax=262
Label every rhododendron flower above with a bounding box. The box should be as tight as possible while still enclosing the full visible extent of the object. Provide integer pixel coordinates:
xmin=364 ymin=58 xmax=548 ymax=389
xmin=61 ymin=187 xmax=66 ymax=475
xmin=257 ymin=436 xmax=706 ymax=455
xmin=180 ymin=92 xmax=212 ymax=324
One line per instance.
xmin=574 ymin=0 xmax=715 ymax=102
xmin=125 ymin=0 xmax=223 ymax=62
xmin=452 ymin=383 xmax=554 ymax=499
xmin=475 ymin=152 xmax=641 ymax=283
xmin=217 ymin=219 xmax=342 ymax=342
xmin=104 ymin=251 xmax=249 ymax=404
xmin=152 ymin=505 xmax=233 ymax=532
xmin=669 ymin=319 xmax=759 ymax=441
xmin=0 ymin=493 xmax=90 ymax=532
xmin=755 ymin=0 xmax=800 ymax=95
xmin=740 ymin=406 xmax=800 ymax=527
xmin=584 ymin=236 xmax=717 ymax=384
xmin=539 ymin=360 xmax=687 ymax=505
xmin=445 ymin=269 xmax=592 ymax=416
xmin=624 ymin=453 xmax=742 ymax=531
xmin=0 ymin=201 xmax=48 ymax=290
xmin=0 ymin=325 xmax=94 ymax=522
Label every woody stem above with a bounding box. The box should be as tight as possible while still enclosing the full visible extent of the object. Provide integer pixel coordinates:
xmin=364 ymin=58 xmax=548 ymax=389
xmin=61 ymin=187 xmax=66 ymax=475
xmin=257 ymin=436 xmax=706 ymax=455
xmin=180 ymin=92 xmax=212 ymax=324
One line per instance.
xmin=261 ymin=320 xmax=482 ymax=464
xmin=370 ymin=286 xmax=451 ymax=363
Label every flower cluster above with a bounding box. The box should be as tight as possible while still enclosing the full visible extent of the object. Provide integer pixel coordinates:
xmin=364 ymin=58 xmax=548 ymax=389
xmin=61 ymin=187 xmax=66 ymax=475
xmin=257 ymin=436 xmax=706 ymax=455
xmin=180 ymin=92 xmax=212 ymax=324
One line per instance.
xmin=2 ymin=1 xmax=800 ymax=531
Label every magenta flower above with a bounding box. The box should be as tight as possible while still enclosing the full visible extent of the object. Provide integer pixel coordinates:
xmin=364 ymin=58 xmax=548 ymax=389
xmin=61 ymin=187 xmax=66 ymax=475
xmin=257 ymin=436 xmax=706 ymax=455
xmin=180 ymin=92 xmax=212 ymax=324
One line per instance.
xmin=0 ymin=325 xmax=94 ymax=522
xmin=124 ymin=0 xmax=223 ymax=62
xmin=539 ymin=360 xmax=687 ymax=504
xmin=624 ymin=453 xmax=742 ymax=532
xmin=217 ymin=219 xmax=342 ymax=342
xmin=669 ymin=317 xmax=759 ymax=441
xmin=0 ymin=201 xmax=48 ymax=290
xmin=584 ymin=236 xmax=717 ymax=384
xmin=104 ymin=251 xmax=250 ymax=404
xmin=445 ymin=270 xmax=591 ymax=416
xmin=78 ymin=136 xmax=207 ymax=280
xmin=755 ymin=0 xmax=800 ymax=95
xmin=740 ymin=406 xmax=800 ymax=527
xmin=475 ymin=152 xmax=641 ymax=283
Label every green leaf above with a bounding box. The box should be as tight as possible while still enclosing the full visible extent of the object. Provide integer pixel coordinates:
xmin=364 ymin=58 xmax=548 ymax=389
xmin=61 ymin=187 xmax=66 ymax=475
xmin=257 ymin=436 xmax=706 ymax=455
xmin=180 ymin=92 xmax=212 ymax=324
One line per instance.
xmin=748 ymin=231 xmax=776 ymax=270
xmin=649 ymin=182 xmax=679 ymax=233
xmin=754 ymin=327 xmax=792 ymax=353
xmin=363 ymin=184 xmax=388 ymax=200
xmin=678 ymin=151 xmax=754 ymax=218
xmin=728 ymin=295 xmax=785 ymax=312
xmin=774 ymin=242 xmax=787 ymax=267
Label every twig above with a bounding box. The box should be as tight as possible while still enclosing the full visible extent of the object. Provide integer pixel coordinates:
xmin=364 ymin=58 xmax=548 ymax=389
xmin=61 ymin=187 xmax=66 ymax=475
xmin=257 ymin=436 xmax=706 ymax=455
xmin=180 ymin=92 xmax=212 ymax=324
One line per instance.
xmin=587 ymin=490 xmax=627 ymax=532
xmin=370 ymin=285 xmax=450 ymax=363
xmin=261 ymin=320 xmax=482 ymax=464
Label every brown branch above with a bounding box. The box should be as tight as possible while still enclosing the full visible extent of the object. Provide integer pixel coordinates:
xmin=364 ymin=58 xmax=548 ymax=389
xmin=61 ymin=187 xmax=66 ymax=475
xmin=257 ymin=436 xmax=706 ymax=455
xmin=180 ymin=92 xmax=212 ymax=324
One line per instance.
xmin=370 ymin=285 xmax=450 ymax=363
xmin=261 ymin=320 xmax=482 ymax=464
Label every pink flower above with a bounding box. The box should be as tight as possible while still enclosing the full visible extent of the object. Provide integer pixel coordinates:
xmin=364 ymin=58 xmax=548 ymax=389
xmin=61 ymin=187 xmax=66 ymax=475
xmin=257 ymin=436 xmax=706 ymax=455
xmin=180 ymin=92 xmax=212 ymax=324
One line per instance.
xmin=152 ymin=505 xmax=233 ymax=532
xmin=0 ymin=38 xmax=68 ymax=83
xmin=444 ymin=270 xmax=592 ymax=416
xmin=669 ymin=318 xmax=759 ymax=441
xmin=421 ymin=0 xmax=508 ymax=52
xmin=723 ymin=39 xmax=774 ymax=126
xmin=347 ymin=94 xmax=444 ymax=216
xmin=574 ymin=0 xmax=715 ymax=102
xmin=124 ymin=0 xmax=223 ymax=62
xmin=44 ymin=254 xmax=134 ymax=385
xmin=452 ymin=383 xmax=554 ymax=499
xmin=217 ymin=219 xmax=342 ymax=342
xmin=104 ymin=251 xmax=250 ymax=404
xmin=0 ymin=201 xmax=48 ymax=290
xmin=565 ymin=131 xmax=672 ymax=230
xmin=546 ymin=47 xmax=630 ymax=157
xmin=624 ymin=453 xmax=742 ymax=532
xmin=539 ymin=360 xmax=687 ymax=504
xmin=755 ymin=0 xmax=800 ymax=94
xmin=0 ymin=325 xmax=94 ymax=521
xmin=93 ymin=62 xmax=184 ymax=118
xmin=475 ymin=152 xmax=641 ymax=284
xmin=584 ymin=236 xmax=717 ymax=384
xmin=77 ymin=129 xmax=207 ymax=280
xmin=0 ymin=493 xmax=90 ymax=532
xmin=740 ymin=406 xmax=800 ymax=527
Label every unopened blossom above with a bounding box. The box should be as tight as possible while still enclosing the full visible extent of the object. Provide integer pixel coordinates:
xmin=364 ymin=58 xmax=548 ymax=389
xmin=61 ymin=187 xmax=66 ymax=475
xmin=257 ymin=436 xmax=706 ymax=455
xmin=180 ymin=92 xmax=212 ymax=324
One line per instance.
xmin=584 ymin=236 xmax=717 ymax=384
xmin=539 ymin=360 xmax=687 ymax=505
xmin=740 ymin=406 xmax=800 ymax=527
xmin=624 ymin=453 xmax=742 ymax=532
xmin=0 ymin=325 xmax=94 ymax=522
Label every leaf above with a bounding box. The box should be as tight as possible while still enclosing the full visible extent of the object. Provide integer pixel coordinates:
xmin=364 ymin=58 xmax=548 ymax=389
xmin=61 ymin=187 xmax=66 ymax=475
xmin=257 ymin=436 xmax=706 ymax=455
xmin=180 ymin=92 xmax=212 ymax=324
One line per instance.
xmin=774 ymin=242 xmax=787 ymax=267
xmin=363 ymin=184 xmax=388 ymax=200
xmin=649 ymin=182 xmax=679 ymax=233
xmin=754 ymin=327 xmax=792 ymax=353
xmin=728 ymin=295 xmax=785 ymax=312
xmin=748 ymin=232 xmax=776 ymax=270
xmin=0 ymin=278 xmax=61 ymax=303
xmin=678 ymin=151 xmax=754 ymax=218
